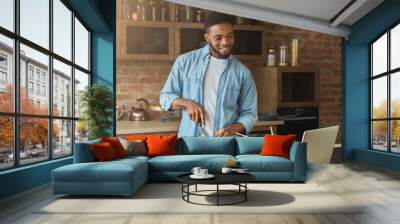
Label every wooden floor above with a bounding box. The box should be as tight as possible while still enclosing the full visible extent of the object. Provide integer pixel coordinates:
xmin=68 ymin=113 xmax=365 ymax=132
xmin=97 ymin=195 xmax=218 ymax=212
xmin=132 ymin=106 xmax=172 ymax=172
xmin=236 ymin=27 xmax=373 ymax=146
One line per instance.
xmin=1 ymin=162 xmax=400 ymax=224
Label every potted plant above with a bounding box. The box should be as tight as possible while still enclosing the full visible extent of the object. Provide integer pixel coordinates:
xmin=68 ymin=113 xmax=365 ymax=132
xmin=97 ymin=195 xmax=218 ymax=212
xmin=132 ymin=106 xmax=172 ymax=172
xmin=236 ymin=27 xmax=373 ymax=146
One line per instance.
xmin=79 ymin=84 xmax=113 ymax=140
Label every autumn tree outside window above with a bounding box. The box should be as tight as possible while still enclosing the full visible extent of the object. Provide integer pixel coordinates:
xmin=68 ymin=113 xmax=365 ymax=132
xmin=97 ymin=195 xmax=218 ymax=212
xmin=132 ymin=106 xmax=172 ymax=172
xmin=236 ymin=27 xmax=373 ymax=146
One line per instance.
xmin=0 ymin=0 xmax=91 ymax=170
xmin=370 ymin=22 xmax=400 ymax=153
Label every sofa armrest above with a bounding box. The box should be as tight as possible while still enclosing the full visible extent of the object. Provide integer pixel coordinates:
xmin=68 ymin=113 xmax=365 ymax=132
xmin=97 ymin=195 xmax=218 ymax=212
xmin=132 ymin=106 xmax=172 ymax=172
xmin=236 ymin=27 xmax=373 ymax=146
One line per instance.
xmin=73 ymin=140 xmax=100 ymax=163
xmin=289 ymin=141 xmax=307 ymax=181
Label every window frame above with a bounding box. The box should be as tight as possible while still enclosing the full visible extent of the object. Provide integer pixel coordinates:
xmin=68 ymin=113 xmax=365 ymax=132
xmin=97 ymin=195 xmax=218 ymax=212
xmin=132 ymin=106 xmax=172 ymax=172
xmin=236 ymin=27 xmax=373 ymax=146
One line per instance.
xmin=0 ymin=0 xmax=92 ymax=171
xmin=0 ymin=71 xmax=7 ymax=85
xmin=0 ymin=53 xmax=8 ymax=88
xmin=370 ymin=20 xmax=400 ymax=154
xmin=0 ymin=53 xmax=7 ymax=68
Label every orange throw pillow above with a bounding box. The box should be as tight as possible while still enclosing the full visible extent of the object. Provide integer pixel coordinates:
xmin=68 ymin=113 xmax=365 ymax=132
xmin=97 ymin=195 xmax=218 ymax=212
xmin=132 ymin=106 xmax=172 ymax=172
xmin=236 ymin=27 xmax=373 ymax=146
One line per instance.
xmin=91 ymin=142 xmax=117 ymax=161
xmin=260 ymin=134 xmax=296 ymax=159
xmin=123 ymin=135 xmax=148 ymax=142
xmin=146 ymin=134 xmax=177 ymax=157
xmin=101 ymin=137 xmax=127 ymax=158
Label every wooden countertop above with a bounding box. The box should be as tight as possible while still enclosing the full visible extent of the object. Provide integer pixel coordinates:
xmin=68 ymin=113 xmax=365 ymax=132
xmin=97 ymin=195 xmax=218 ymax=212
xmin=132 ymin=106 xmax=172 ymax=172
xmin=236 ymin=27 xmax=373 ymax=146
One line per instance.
xmin=117 ymin=120 xmax=284 ymax=135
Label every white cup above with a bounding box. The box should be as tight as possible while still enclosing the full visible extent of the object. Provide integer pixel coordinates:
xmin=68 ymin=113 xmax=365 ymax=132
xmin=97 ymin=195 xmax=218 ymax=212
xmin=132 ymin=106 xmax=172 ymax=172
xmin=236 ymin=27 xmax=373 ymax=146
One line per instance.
xmin=191 ymin=167 xmax=202 ymax=176
xmin=221 ymin=167 xmax=232 ymax=174
xmin=200 ymin=169 xmax=208 ymax=176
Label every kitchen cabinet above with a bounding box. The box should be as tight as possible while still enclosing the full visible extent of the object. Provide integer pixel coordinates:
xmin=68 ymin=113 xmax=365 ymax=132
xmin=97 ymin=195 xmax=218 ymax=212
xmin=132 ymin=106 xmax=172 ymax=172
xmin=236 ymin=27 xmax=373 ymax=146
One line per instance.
xmin=251 ymin=66 xmax=319 ymax=113
xmin=175 ymin=23 xmax=266 ymax=60
xmin=117 ymin=20 xmax=175 ymax=60
xmin=117 ymin=1 xmax=266 ymax=60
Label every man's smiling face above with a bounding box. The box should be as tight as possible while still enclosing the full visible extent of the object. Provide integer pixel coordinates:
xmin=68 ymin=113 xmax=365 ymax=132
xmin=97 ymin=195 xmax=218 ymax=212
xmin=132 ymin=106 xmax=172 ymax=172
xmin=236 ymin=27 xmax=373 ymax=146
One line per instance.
xmin=204 ymin=23 xmax=235 ymax=59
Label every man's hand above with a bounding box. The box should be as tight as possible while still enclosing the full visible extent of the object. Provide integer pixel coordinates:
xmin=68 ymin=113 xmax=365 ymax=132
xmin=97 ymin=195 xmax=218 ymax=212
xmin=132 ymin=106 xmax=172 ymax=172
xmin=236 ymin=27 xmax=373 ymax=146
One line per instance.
xmin=171 ymin=98 xmax=205 ymax=126
xmin=214 ymin=123 xmax=246 ymax=137
xmin=185 ymin=100 xmax=205 ymax=126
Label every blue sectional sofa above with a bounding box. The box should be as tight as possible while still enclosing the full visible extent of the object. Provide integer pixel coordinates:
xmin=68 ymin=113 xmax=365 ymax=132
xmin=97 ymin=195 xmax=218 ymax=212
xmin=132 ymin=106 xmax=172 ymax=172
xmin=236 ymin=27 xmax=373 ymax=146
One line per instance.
xmin=52 ymin=137 xmax=307 ymax=196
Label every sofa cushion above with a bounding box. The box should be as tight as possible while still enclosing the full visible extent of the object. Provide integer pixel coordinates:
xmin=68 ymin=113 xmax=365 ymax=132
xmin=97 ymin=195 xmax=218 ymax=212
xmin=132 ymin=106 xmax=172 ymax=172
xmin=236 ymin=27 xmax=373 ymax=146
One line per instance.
xmin=118 ymin=137 xmax=147 ymax=156
xmin=235 ymin=137 xmax=263 ymax=155
xmin=101 ymin=137 xmax=127 ymax=158
xmin=236 ymin=155 xmax=293 ymax=172
xmin=178 ymin=137 xmax=235 ymax=155
xmin=115 ymin=155 xmax=150 ymax=163
xmin=148 ymin=154 xmax=235 ymax=172
xmin=73 ymin=140 xmax=100 ymax=163
xmin=147 ymin=134 xmax=177 ymax=157
xmin=91 ymin=142 xmax=118 ymax=161
xmin=52 ymin=158 xmax=147 ymax=183
xmin=260 ymin=134 xmax=296 ymax=159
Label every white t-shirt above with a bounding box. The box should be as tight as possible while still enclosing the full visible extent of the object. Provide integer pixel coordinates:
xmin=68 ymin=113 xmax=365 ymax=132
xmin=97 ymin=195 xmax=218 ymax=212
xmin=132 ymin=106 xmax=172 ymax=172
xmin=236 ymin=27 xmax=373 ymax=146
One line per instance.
xmin=200 ymin=56 xmax=228 ymax=137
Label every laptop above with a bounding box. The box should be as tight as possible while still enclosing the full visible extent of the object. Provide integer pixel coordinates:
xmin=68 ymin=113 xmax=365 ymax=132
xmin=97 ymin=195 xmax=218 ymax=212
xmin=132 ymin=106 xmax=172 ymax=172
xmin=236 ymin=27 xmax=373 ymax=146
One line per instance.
xmin=302 ymin=126 xmax=339 ymax=164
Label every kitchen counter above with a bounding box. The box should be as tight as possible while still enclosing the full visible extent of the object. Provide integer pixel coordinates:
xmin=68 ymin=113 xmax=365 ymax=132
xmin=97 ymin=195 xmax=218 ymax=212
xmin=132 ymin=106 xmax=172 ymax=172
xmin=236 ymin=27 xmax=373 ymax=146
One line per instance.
xmin=117 ymin=120 xmax=284 ymax=135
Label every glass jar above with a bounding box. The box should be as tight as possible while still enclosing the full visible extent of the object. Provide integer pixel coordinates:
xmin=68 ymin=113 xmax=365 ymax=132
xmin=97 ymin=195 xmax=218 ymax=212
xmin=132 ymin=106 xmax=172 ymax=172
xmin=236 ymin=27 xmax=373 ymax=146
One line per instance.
xmin=196 ymin=9 xmax=204 ymax=23
xmin=160 ymin=0 xmax=168 ymax=22
xmin=184 ymin=6 xmax=192 ymax=22
xmin=235 ymin=16 xmax=244 ymax=25
xmin=131 ymin=10 xmax=139 ymax=21
xmin=278 ymin=43 xmax=289 ymax=66
xmin=175 ymin=5 xmax=181 ymax=22
xmin=137 ymin=0 xmax=146 ymax=21
xmin=291 ymin=38 xmax=299 ymax=66
xmin=267 ymin=49 xmax=277 ymax=67
xmin=150 ymin=1 xmax=157 ymax=21
xmin=121 ymin=0 xmax=131 ymax=19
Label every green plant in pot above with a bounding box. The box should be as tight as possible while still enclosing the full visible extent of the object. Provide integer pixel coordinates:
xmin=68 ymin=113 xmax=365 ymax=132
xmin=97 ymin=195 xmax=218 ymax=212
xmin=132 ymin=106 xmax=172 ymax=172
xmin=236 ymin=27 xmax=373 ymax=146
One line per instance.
xmin=79 ymin=84 xmax=113 ymax=140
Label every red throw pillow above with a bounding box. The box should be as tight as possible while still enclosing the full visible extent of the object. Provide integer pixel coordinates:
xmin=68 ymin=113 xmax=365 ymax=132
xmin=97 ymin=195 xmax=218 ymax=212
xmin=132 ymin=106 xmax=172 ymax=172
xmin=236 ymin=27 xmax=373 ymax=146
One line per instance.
xmin=91 ymin=142 xmax=117 ymax=161
xmin=101 ymin=137 xmax=127 ymax=158
xmin=146 ymin=134 xmax=177 ymax=157
xmin=260 ymin=134 xmax=296 ymax=159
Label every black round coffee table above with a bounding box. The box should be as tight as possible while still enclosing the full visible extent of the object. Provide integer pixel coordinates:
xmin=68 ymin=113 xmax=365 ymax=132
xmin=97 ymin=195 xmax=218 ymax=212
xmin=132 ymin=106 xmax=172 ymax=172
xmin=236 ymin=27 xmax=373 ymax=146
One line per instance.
xmin=177 ymin=173 xmax=255 ymax=206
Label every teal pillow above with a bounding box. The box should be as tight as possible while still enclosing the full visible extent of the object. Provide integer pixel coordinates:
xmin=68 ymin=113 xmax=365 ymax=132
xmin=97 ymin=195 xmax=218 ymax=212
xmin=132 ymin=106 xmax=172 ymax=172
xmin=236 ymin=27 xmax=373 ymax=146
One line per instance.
xmin=235 ymin=137 xmax=264 ymax=155
xmin=73 ymin=139 xmax=100 ymax=163
xmin=178 ymin=137 xmax=235 ymax=155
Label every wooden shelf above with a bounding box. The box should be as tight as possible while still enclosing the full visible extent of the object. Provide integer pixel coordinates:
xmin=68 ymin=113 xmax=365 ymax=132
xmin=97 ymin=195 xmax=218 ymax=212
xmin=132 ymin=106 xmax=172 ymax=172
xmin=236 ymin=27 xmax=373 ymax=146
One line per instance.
xmin=175 ymin=22 xmax=204 ymax=28
xmin=233 ymin=25 xmax=265 ymax=30
xmin=117 ymin=1 xmax=266 ymax=61
xmin=118 ymin=20 xmax=174 ymax=26
xmin=175 ymin=23 xmax=266 ymax=30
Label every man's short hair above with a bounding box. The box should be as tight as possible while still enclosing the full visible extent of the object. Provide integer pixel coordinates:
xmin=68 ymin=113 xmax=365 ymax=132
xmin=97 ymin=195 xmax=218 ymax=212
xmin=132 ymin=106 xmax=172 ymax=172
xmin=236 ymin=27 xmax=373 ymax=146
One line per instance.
xmin=204 ymin=12 xmax=234 ymax=32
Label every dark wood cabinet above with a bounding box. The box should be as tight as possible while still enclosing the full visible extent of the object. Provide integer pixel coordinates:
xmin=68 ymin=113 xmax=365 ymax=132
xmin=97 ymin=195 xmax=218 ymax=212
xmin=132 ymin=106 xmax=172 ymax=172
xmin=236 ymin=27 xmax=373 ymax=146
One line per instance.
xmin=175 ymin=23 xmax=266 ymax=60
xmin=233 ymin=30 xmax=262 ymax=55
xmin=177 ymin=25 xmax=205 ymax=54
xmin=117 ymin=21 xmax=175 ymax=60
xmin=127 ymin=26 xmax=169 ymax=54
xmin=117 ymin=1 xmax=266 ymax=60
xmin=252 ymin=66 xmax=319 ymax=113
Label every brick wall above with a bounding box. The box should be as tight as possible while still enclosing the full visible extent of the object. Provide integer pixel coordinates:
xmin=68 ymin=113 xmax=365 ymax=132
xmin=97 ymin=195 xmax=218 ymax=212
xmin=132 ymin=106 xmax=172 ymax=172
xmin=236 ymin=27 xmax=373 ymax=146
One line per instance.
xmin=116 ymin=22 xmax=342 ymax=141
xmin=117 ymin=60 xmax=172 ymax=105
xmin=262 ymin=23 xmax=342 ymax=132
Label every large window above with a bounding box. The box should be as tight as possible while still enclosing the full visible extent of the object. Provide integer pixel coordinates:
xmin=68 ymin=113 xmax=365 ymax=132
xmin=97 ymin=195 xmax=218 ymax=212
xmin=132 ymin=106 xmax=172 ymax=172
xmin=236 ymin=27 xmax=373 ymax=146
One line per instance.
xmin=0 ymin=0 xmax=91 ymax=171
xmin=0 ymin=53 xmax=9 ymax=91
xmin=370 ymin=23 xmax=400 ymax=153
xmin=0 ymin=0 xmax=14 ymax=32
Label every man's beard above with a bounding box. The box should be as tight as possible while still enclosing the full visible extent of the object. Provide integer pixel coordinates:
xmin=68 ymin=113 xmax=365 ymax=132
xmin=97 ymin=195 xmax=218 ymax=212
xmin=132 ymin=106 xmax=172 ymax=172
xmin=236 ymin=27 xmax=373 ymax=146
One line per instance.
xmin=209 ymin=44 xmax=232 ymax=59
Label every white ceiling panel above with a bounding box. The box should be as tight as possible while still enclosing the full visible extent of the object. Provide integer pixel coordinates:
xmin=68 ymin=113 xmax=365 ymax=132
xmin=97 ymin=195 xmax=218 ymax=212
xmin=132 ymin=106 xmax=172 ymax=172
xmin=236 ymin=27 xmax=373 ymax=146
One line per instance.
xmin=224 ymin=0 xmax=352 ymax=21
xmin=341 ymin=0 xmax=383 ymax=25
xmin=167 ymin=0 xmax=383 ymax=38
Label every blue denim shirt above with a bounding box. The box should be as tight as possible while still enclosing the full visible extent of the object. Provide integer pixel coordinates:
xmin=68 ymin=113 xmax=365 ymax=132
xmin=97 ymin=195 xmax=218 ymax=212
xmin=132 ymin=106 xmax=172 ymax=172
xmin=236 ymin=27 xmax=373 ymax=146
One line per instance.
xmin=160 ymin=45 xmax=257 ymax=137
